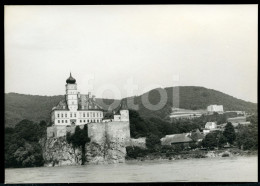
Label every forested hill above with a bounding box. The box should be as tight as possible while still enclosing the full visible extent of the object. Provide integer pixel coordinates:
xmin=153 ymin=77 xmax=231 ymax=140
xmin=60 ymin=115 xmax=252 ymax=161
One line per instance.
xmin=5 ymin=93 xmax=120 ymax=128
xmin=5 ymin=86 xmax=257 ymax=127
xmin=123 ymin=86 xmax=257 ymax=120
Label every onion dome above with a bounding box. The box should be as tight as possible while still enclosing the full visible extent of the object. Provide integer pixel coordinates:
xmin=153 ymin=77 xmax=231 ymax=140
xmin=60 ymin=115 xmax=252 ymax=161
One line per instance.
xmin=66 ymin=72 xmax=76 ymax=84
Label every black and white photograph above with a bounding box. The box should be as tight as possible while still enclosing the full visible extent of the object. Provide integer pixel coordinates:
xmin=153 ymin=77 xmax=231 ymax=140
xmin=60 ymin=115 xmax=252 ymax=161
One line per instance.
xmin=4 ymin=5 xmax=258 ymax=183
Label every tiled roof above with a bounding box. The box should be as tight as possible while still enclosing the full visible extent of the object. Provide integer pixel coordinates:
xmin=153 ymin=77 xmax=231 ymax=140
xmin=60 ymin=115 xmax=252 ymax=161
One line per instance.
xmin=52 ymin=94 xmax=103 ymax=111
xmin=160 ymin=133 xmax=193 ymax=145
xmin=53 ymin=96 xmax=69 ymax=110
xmin=78 ymin=94 xmax=103 ymax=110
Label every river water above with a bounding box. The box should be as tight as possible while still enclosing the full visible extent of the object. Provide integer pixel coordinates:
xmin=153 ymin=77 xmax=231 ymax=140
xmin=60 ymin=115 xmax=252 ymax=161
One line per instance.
xmin=5 ymin=156 xmax=258 ymax=183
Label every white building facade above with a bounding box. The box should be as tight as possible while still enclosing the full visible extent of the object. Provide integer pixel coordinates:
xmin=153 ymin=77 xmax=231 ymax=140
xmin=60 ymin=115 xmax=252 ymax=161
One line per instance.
xmin=207 ymin=105 xmax=224 ymax=114
xmin=51 ymin=73 xmax=104 ymax=126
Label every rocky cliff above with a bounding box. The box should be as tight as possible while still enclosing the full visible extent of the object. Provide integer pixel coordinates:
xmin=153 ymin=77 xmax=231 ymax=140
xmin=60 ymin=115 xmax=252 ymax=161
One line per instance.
xmin=40 ymin=134 xmax=127 ymax=166
xmin=40 ymin=137 xmax=82 ymax=166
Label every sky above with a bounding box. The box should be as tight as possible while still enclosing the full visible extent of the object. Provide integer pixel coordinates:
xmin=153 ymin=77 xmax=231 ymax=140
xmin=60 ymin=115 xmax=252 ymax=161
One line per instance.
xmin=5 ymin=5 xmax=258 ymax=103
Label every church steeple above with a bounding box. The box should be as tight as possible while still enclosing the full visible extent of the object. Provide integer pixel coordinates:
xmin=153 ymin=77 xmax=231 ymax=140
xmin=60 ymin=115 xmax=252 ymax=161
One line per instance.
xmin=66 ymin=72 xmax=76 ymax=84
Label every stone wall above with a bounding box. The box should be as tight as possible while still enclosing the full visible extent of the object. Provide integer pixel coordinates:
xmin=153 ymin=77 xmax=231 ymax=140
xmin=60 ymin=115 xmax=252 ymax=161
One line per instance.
xmin=85 ymin=121 xmax=130 ymax=164
xmin=44 ymin=121 xmax=132 ymax=165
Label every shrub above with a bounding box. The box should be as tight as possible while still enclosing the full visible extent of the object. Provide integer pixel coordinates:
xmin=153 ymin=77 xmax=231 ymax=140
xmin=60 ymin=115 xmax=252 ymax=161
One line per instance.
xmin=126 ymin=146 xmax=148 ymax=159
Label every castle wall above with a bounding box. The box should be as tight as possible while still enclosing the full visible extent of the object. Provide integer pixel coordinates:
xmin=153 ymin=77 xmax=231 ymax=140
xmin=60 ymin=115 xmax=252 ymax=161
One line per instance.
xmin=105 ymin=121 xmax=131 ymax=145
xmin=47 ymin=127 xmax=55 ymax=138
xmin=87 ymin=123 xmax=106 ymax=143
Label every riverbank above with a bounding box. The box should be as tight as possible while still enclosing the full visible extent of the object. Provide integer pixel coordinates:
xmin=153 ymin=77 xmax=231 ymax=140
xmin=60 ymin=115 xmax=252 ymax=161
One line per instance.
xmin=125 ymin=148 xmax=258 ymax=162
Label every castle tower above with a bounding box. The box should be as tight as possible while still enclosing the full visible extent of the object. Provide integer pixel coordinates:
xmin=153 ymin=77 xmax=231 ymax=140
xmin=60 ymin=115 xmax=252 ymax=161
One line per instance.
xmin=120 ymin=99 xmax=129 ymax=122
xmin=65 ymin=73 xmax=78 ymax=111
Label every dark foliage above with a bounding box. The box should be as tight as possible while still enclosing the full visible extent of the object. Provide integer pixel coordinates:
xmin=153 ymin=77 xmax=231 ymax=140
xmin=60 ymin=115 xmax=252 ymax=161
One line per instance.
xmin=236 ymin=115 xmax=258 ymax=150
xmin=66 ymin=125 xmax=90 ymax=164
xmin=126 ymin=146 xmax=148 ymax=159
xmin=145 ymin=133 xmax=161 ymax=152
xmin=223 ymin=122 xmax=236 ymax=144
xmin=5 ymin=119 xmax=46 ymax=168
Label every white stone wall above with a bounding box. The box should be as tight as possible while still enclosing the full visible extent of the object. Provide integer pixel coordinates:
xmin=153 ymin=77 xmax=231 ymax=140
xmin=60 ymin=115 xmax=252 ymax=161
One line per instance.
xmin=52 ymin=110 xmax=104 ymax=126
xmin=207 ymin=105 xmax=224 ymax=113
xmin=120 ymin=110 xmax=129 ymax=121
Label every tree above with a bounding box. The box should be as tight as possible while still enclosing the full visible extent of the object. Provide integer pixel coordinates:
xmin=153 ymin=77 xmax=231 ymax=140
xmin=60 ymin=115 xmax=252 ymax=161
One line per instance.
xmin=66 ymin=125 xmax=90 ymax=165
xmin=223 ymin=122 xmax=236 ymax=145
xmin=5 ymin=119 xmax=45 ymax=168
xmin=202 ymin=132 xmax=218 ymax=149
xmin=236 ymin=124 xmax=258 ymax=150
xmin=146 ymin=133 xmax=161 ymax=151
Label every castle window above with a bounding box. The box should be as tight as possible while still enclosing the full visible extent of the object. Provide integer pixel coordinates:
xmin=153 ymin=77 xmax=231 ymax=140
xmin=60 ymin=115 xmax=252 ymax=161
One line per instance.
xmin=61 ymin=114 xmax=63 ymax=118
xmin=87 ymin=113 xmax=89 ymax=117
xmin=58 ymin=120 xmax=60 ymax=123
xmin=70 ymin=113 xmax=72 ymax=117
xmin=83 ymin=113 xmax=85 ymax=117
xmin=74 ymin=113 xmax=76 ymax=117
xmin=57 ymin=114 xmax=59 ymax=118
xmin=84 ymin=120 xmax=85 ymax=123
xmin=65 ymin=120 xmax=67 ymax=123
xmin=65 ymin=114 xmax=67 ymax=117
xmin=62 ymin=120 xmax=64 ymax=123
xmin=87 ymin=120 xmax=89 ymax=123
xmin=80 ymin=120 xmax=82 ymax=123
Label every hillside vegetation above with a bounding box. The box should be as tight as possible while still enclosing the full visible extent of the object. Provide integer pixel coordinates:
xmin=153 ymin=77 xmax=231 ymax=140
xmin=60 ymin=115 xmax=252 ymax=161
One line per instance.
xmin=125 ymin=86 xmax=257 ymax=120
xmin=5 ymin=86 xmax=257 ymax=127
xmin=5 ymin=93 xmax=120 ymax=127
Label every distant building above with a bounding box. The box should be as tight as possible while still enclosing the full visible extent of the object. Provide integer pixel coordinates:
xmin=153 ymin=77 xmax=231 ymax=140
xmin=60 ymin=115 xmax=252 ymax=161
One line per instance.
xmin=169 ymin=107 xmax=206 ymax=119
xmin=227 ymin=116 xmax=250 ymax=127
xmin=50 ymin=73 xmax=130 ymax=127
xmin=51 ymin=73 xmax=104 ymax=126
xmin=205 ymin=122 xmax=217 ymax=130
xmin=225 ymin=111 xmax=246 ymax=116
xmin=203 ymin=122 xmax=219 ymax=135
xmin=227 ymin=116 xmax=246 ymax=123
xmin=160 ymin=133 xmax=193 ymax=147
xmin=207 ymin=105 xmax=224 ymax=114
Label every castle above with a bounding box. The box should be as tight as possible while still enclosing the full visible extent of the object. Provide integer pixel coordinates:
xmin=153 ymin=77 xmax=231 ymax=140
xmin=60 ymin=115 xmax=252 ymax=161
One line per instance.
xmin=47 ymin=73 xmax=130 ymax=138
